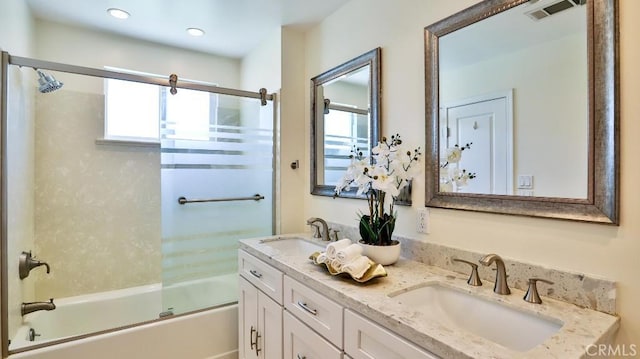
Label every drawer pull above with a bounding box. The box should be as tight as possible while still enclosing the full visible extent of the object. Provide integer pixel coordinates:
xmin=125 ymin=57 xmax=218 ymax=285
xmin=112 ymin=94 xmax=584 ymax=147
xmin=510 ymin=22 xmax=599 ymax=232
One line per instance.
xmin=297 ymin=355 xmax=306 ymax=359
xmin=297 ymin=301 xmax=318 ymax=316
xmin=249 ymin=269 xmax=262 ymax=278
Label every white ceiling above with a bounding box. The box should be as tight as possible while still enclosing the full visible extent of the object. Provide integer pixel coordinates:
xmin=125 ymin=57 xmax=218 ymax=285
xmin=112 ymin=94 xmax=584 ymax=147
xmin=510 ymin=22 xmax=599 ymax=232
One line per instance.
xmin=25 ymin=0 xmax=351 ymax=58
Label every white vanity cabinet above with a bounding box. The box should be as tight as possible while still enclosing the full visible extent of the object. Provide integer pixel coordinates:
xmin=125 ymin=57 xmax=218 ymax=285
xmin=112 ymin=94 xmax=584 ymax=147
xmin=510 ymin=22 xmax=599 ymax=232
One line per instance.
xmin=238 ymin=247 xmax=438 ymax=359
xmin=238 ymin=251 xmax=283 ymax=359
xmin=344 ymin=310 xmax=440 ymax=359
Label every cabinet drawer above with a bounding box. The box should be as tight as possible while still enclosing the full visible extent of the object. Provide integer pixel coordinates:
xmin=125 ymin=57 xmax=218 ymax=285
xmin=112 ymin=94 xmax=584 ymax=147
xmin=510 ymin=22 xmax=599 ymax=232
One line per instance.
xmin=283 ymin=311 xmax=343 ymax=359
xmin=239 ymin=250 xmax=283 ymax=304
xmin=284 ymin=276 xmax=344 ymax=348
xmin=344 ymin=310 xmax=440 ymax=359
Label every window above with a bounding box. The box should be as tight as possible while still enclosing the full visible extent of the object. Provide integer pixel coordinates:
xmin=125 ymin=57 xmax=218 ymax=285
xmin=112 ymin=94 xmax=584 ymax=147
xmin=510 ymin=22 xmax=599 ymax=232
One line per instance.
xmin=104 ymin=70 xmax=217 ymax=142
xmin=323 ymin=107 xmax=369 ymax=184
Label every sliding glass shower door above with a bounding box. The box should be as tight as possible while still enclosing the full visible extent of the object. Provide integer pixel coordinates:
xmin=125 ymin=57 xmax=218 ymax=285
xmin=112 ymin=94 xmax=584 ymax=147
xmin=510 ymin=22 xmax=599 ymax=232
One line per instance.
xmin=160 ymin=89 xmax=274 ymax=315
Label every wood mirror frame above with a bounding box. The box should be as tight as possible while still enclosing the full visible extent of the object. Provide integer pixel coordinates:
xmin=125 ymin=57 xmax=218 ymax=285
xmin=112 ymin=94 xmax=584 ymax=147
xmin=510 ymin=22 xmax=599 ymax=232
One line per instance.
xmin=424 ymin=0 xmax=619 ymax=224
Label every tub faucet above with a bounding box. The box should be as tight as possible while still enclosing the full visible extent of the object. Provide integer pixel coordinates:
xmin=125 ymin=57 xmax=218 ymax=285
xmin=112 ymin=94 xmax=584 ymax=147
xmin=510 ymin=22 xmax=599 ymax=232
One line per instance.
xmin=21 ymin=298 xmax=56 ymax=316
xmin=479 ymin=253 xmax=511 ymax=295
xmin=306 ymin=217 xmax=330 ymax=241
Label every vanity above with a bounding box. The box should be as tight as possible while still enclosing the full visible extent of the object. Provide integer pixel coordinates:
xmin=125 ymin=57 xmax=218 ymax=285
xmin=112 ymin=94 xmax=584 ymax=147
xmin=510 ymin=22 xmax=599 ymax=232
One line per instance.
xmin=238 ymin=234 xmax=619 ymax=359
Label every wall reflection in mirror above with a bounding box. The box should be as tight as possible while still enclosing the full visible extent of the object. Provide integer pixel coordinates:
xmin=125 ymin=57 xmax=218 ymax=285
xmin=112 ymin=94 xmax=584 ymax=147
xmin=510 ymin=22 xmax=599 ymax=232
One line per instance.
xmin=438 ymin=0 xmax=587 ymax=198
xmin=311 ymin=48 xmax=381 ymax=198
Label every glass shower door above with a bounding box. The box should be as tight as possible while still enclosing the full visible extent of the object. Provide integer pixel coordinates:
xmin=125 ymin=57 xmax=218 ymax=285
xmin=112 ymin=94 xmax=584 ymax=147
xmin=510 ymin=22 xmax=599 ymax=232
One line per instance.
xmin=160 ymin=89 xmax=274 ymax=315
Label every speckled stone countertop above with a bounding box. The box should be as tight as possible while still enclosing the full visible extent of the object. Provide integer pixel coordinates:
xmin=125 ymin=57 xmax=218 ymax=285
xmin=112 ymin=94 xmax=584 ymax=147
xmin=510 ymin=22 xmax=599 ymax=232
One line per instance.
xmin=239 ymin=234 xmax=619 ymax=359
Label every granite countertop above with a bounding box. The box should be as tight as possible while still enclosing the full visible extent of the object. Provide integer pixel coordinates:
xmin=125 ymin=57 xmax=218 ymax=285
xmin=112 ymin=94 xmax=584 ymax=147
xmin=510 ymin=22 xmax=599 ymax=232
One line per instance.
xmin=239 ymin=234 xmax=620 ymax=359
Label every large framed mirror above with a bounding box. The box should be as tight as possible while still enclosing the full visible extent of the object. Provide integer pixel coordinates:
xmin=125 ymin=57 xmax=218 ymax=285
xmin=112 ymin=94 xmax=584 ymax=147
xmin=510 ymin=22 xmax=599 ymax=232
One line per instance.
xmin=311 ymin=47 xmax=381 ymax=198
xmin=425 ymin=0 xmax=619 ymax=224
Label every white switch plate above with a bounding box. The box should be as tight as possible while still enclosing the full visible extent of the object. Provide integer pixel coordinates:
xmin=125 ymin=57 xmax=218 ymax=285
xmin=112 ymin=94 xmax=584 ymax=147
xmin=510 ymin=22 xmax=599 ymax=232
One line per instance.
xmin=417 ymin=208 xmax=430 ymax=234
xmin=517 ymin=175 xmax=534 ymax=189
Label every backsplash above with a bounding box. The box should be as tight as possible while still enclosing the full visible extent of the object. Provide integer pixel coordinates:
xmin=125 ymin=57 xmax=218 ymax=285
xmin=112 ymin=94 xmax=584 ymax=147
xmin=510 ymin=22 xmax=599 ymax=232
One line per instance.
xmin=327 ymin=222 xmax=616 ymax=315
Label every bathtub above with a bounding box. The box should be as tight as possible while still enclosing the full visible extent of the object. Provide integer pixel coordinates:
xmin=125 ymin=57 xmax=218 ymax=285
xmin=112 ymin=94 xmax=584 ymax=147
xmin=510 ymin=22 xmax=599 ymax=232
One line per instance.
xmin=9 ymin=274 xmax=239 ymax=359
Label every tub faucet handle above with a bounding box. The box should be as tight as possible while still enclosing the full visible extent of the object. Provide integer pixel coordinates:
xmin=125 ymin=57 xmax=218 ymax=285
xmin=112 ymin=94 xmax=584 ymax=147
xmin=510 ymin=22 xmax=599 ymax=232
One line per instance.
xmin=19 ymin=251 xmax=51 ymax=279
xmin=523 ymin=278 xmax=554 ymax=304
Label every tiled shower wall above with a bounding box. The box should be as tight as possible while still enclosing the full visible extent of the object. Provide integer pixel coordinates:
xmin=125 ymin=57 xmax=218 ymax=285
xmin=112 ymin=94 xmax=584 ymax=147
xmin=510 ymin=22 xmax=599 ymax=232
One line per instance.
xmin=32 ymin=89 xmax=161 ymax=300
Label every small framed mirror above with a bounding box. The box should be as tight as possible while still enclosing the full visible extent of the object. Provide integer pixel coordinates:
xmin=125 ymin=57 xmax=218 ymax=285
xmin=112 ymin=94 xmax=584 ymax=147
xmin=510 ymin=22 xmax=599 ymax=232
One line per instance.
xmin=311 ymin=48 xmax=381 ymax=198
xmin=424 ymin=0 xmax=619 ymax=224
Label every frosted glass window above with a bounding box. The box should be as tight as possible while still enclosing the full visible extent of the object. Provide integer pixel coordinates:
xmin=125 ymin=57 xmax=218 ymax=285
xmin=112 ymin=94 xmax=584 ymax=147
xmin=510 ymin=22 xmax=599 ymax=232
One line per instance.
xmin=105 ymin=79 xmax=160 ymax=140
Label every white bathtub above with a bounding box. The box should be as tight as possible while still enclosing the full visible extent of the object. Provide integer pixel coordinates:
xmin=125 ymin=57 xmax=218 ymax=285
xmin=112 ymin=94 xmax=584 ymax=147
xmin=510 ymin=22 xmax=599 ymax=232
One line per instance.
xmin=9 ymin=274 xmax=239 ymax=359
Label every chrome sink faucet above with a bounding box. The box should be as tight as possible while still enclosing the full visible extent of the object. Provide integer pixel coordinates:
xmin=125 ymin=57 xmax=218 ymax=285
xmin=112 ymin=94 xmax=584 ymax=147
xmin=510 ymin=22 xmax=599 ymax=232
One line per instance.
xmin=479 ymin=253 xmax=511 ymax=295
xmin=306 ymin=217 xmax=330 ymax=241
xmin=21 ymin=298 xmax=56 ymax=316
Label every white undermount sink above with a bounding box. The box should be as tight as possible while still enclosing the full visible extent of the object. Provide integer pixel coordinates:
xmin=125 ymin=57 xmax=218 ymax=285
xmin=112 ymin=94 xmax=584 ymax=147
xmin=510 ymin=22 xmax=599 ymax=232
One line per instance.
xmin=259 ymin=237 xmax=325 ymax=255
xmin=389 ymin=282 xmax=563 ymax=352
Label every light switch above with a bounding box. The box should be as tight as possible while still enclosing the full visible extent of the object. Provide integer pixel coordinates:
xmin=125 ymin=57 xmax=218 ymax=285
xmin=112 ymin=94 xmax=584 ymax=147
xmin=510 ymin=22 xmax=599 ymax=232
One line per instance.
xmin=517 ymin=175 xmax=534 ymax=189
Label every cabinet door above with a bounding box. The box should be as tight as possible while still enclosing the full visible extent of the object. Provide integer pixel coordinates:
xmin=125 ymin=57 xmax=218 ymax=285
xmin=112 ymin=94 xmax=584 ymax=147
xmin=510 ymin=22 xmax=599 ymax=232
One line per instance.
xmin=257 ymin=290 xmax=283 ymax=359
xmin=283 ymin=311 xmax=343 ymax=359
xmin=239 ymin=277 xmax=259 ymax=359
xmin=344 ymin=310 xmax=440 ymax=359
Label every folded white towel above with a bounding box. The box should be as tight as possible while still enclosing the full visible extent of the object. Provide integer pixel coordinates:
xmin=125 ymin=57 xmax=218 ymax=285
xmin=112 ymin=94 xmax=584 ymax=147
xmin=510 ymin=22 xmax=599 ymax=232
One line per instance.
xmin=326 ymin=238 xmax=351 ymax=259
xmin=331 ymin=258 xmax=344 ymax=272
xmin=343 ymin=256 xmax=371 ymax=279
xmin=336 ymin=244 xmax=363 ymax=265
xmin=315 ymin=252 xmax=328 ymax=265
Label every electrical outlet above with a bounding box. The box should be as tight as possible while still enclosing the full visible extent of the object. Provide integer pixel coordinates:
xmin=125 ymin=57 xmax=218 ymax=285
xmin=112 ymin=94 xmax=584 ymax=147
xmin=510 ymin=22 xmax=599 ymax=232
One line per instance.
xmin=417 ymin=208 xmax=430 ymax=234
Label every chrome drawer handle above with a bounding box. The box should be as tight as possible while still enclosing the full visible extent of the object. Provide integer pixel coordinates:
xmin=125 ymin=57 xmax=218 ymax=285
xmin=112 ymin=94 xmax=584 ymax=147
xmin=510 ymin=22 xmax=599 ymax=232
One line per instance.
xmin=297 ymin=301 xmax=318 ymax=316
xmin=249 ymin=269 xmax=262 ymax=278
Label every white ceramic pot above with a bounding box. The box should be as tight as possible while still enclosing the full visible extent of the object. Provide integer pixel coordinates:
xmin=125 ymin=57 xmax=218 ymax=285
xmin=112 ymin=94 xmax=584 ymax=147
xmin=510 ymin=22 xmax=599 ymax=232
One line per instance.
xmin=358 ymin=240 xmax=401 ymax=265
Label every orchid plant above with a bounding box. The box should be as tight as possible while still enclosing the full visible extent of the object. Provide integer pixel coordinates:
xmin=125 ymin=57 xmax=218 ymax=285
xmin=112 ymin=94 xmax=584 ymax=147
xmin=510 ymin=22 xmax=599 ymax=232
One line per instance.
xmin=334 ymin=134 xmax=422 ymax=246
xmin=440 ymin=143 xmax=476 ymax=192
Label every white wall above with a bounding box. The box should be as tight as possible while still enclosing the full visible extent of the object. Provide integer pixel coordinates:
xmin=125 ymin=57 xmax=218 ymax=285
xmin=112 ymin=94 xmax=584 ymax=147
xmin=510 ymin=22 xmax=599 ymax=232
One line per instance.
xmin=0 ymin=0 xmax=34 ymax=56
xmin=34 ymin=19 xmax=241 ymax=91
xmin=296 ymin=0 xmax=640 ymax=348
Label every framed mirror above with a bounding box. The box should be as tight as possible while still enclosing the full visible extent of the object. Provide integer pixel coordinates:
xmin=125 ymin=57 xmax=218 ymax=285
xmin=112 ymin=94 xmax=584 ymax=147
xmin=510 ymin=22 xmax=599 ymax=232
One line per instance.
xmin=311 ymin=47 xmax=381 ymax=198
xmin=425 ymin=0 xmax=619 ymax=224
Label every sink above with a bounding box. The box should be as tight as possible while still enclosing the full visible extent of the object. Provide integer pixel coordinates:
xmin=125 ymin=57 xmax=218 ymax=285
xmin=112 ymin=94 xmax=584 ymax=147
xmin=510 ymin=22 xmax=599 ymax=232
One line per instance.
xmin=259 ymin=237 xmax=325 ymax=255
xmin=389 ymin=283 xmax=563 ymax=352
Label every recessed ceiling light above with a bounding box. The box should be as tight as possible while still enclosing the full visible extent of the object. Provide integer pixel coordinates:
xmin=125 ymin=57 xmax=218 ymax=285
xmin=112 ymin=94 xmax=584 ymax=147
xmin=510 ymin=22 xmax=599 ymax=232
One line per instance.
xmin=186 ymin=28 xmax=205 ymax=37
xmin=107 ymin=8 xmax=130 ymax=20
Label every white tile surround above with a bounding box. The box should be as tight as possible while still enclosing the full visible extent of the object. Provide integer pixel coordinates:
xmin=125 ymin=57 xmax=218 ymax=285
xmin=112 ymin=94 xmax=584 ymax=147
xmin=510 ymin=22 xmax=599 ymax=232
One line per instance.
xmin=328 ymin=222 xmax=616 ymax=315
xmin=240 ymin=233 xmax=619 ymax=359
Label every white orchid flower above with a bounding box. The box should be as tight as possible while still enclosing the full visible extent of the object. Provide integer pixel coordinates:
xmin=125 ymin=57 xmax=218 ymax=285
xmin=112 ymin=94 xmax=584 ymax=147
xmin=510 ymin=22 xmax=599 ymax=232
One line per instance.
xmin=446 ymin=146 xmax=462 ymax=164
xmin=371 ymin=166 xmax=400 ymax=197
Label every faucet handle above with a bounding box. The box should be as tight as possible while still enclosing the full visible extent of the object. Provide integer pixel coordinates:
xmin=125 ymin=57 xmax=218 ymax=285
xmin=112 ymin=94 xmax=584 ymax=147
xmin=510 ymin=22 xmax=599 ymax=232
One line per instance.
xmin=523 ymin=278 xmax=554 ymax=304
xmin=452 ymin=258 xmax=482 ymax=286
xmin=329 ymin=229 xmax=340 ymax=241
